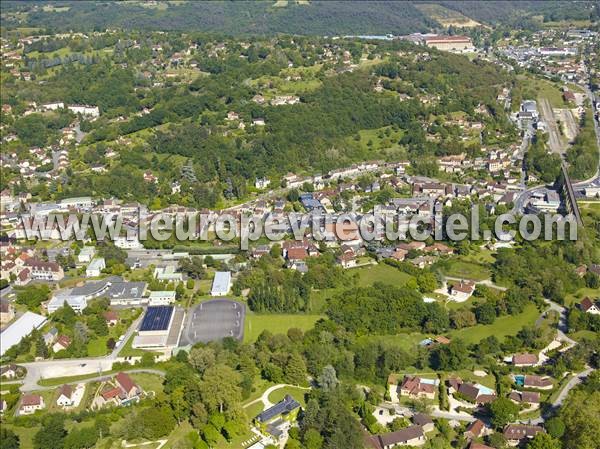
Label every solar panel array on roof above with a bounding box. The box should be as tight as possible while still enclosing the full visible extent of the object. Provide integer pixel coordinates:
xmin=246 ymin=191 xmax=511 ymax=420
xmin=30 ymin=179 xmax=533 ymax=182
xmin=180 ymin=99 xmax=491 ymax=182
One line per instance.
xmin=256 ymin=395 xmax=300 ymax=423
xmin=140 ymin=306 xmax=173 ymax=332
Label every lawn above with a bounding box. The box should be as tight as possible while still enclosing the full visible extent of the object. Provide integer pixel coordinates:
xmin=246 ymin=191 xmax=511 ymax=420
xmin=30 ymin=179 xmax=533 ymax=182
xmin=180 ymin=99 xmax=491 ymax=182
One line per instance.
xmin=564 ymin=287 xmax=600 ymax=307
xmin=355 ymin=263 xmax=414 ymax=287
xmin=244 ymin=313 xmax=324 ymax=343
xmin=441 ymin=260 xmax=491 ymax=281
xmin=267 ymin=386 xmax=309 ymax=407
xmin=350 ymin=126 xmax=406 ymax=155
xmin=129 ymin=373 xmax=164 ymax=395
xmin=356 ymin=332 xmax=428 ymax=353
xmin=119 ymin=333 xmax=153 ymax=357
xmin=449 ymin=303 xmax=539 ymax=344
xmin=87 ymin=336 xmax=109 ymax=357
xmin=244 ymin=401 xmax=265 ymax=420
xmin=2 ymin=424 xmax=37 ymax=449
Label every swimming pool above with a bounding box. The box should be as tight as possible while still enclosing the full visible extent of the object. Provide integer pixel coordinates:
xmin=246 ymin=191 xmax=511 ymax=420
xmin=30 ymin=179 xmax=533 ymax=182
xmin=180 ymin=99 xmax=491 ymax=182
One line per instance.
xmin=514 ymin=375 xmax=525 ymax=387
xmin=475 ymin=384 xmax=495 ymax=395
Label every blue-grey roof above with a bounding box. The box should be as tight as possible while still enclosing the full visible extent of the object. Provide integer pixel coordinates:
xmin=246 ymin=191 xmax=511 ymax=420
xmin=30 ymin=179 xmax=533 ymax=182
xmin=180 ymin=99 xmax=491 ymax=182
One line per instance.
xmin=140 ymin=306 xmax=173 ymax=332
xmin=211 ymin=271 xmax=231 ymax=294
xmin=256 ymin=395 xmax=300 ymax=423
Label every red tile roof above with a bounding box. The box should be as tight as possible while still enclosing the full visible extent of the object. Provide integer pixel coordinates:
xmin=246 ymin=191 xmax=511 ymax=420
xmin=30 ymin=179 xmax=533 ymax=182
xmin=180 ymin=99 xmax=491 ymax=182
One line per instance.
xmin=21 ymin=394 xmax=42 ymax=406
xmin=115 ymin=372 xmax=137 ymax=394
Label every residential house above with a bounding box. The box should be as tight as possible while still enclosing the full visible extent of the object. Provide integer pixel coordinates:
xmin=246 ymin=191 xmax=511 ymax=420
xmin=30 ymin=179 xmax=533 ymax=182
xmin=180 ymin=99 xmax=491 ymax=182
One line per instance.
xmin=53 ymin=335 xmax=72 ymax=353
xmin=508 ymin=391 xmax=540 ymax=406
xmin=115 ymin=372 xmax=141 ymax=401
xmin=449 ymin=379 xmax=496 ymax=404
xmin=255 ymin=177 xmax=271 ymax=189
xmin=56 ymin=384 xmax=74 ymax=407
xmin=103 ymin=310 xmax=118 ymax=326
xmin=98 ymin=372 xmax=142 ymax=408
xmin=512 ymin=353 xmax=539 ymax=367
xmin=19 ymin=394 xmax=45 ymax=415
xmin=580 ymin=297 xmax=600 ymax=315
xmin=338 ymin=245 xmax=357 ymax=268
xmin=464 ymin=419 xmax=485 ymax=440
xmin=86 ymin=257 xmax=106 ymax=277
xmin=522 ymin=375 xmax=553 ymax=390
xmin=25 ymin=259 xmax=64 ymax=281
xmin=43 ymin=327 xmax=59 ymax=346
xmin=399 ymin=375 xmax=437 ymax=400
xmin=412 ymin=413 xmax=434 ymax=433
xmin=449 ymin=280 xmax=475 ymax=302
xmin=0 ymin=364 xmax=18 ymax=379
xmin=0 ymin=299 xmax=15 ymax=324
xmin=251 ymin=245 xmax=270 ymax=259
xmin=367 ymin=425 xmax=426 ymax=448
xmin=503 ymin=424 xmax=544 ymax=445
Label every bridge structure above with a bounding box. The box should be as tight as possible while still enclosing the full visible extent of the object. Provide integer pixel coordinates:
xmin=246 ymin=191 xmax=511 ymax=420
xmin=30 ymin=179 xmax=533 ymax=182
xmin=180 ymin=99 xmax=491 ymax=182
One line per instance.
xmin=559 ymin=163 xmax=583 ymax=226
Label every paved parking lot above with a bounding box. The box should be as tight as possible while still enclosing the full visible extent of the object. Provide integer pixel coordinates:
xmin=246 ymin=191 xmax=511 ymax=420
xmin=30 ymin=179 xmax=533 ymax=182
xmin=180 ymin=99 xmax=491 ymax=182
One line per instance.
xmin=180 ymin=299 xmax=245 ymax=345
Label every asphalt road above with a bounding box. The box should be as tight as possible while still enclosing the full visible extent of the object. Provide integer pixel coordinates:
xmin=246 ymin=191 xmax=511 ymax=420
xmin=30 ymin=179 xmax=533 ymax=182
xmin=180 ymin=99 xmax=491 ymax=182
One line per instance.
xmin=180 ymin=298 xmax=245 ymax=345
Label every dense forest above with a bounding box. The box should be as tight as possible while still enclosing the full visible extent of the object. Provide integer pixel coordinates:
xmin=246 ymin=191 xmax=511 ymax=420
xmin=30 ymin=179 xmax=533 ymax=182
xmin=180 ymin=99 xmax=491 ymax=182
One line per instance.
xmin=2 ymin=1 xmax=598 ymax=35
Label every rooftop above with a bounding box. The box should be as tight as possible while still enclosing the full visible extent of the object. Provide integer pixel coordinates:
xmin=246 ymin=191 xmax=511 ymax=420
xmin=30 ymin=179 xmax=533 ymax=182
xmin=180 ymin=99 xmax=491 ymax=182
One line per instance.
xmin=256 ymin=395 xmax=300 ymax=423
xmin=139 ymin=306 xmax=174 ymax=332
xmin=0 ymin=312 xmax=47 ymax=356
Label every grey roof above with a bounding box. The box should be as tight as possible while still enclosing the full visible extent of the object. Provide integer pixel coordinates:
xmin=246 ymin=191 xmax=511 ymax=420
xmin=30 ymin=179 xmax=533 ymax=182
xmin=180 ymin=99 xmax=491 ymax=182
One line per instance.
xmin=0 ymin=312 xmax=47 ymax=356
xmin=211 ymin=271 xmax=231 ymax=295
xmin=256 ymin=395 xmax=300 ymax=423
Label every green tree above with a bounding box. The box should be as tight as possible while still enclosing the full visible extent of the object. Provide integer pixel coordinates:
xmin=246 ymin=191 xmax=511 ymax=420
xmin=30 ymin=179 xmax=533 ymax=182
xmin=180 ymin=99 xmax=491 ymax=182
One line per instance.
xmin=0 ymin=427 xmax=20 ymax=449
xmin=33 ymin=414 xmax=67 ymax=449
xmin=171 ymin=386 xmax=190 ymax=424
xmin=189 ymin=346 xmax=216 ymax=374
xmin=545 ymin=417 xmax=565 ymax=439
xmin=488 ymin=397 xmax=520 ymax=429
xmin=200 ymin=364 xmax=242 ymax=413
xmin=526 ymin=433 xmax=561 ymax=449
xmin=285 ymin=352 xmax=308 ymax=386
xmin=64 ymin=427 xmax=98 ymax=449
xmin=317 ymin=365 xmax=339 ymax=391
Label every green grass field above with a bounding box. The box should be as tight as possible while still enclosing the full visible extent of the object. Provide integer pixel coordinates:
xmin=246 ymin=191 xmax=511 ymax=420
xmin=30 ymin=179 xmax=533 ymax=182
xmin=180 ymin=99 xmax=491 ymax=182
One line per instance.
xmin=356 ymin=332 xmax=427 ymax=352
xmin=355 ymin=263 xmax=414 ymax=286
xmin=129 ymin=373 xmax=164 ymax=394
xmin=449 ymin=303 xmax=539 ymax=344
xmin=244 ymin=313 xmax=323 ymax=343
xmin=564 ymin=287 xmax=600 ymax=307
xmin=441 ymin=260 xmax=491 ymax=281
xmin=310 ymin=263 xmax=415 ymax=312
xmin=519 ymin=75 xmax=566 ymax=109
xmin=267 ymin=386 xmax=309 ymax=406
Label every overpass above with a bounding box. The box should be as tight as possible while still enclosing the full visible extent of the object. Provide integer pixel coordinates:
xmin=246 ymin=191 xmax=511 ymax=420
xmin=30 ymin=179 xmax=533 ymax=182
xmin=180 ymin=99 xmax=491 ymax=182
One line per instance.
xmin=560 ymin=163 xmax=583 ymax=226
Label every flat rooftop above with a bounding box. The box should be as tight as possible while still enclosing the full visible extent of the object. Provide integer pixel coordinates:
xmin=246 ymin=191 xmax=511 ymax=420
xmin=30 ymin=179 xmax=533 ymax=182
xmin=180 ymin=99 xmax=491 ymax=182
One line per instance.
xmin=140 ymin=306 xmax=174 ymax=332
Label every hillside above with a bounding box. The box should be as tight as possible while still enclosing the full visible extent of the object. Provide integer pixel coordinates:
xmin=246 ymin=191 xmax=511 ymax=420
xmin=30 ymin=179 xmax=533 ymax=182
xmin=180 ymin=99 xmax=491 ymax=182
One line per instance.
xmin=2 ymin=1 xmax=597 ymax=35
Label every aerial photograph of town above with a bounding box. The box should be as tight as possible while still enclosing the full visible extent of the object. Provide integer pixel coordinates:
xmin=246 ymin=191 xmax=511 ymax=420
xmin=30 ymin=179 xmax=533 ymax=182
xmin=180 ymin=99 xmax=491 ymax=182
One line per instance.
xmin=0 ymin=1 xmax=598 ymax=449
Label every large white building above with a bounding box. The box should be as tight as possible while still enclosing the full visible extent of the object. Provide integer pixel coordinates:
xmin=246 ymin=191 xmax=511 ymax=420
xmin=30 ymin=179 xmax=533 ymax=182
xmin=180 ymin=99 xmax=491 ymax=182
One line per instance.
xmin=67 ymin=105 xmax=100 ymax=117
xmin=47 ymin=277 xmax=147 ymax=312
xmin=211 ymin=271 xmax=232 ymax=296
xmin=0 ymin=312 xmax=47 ymax=356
